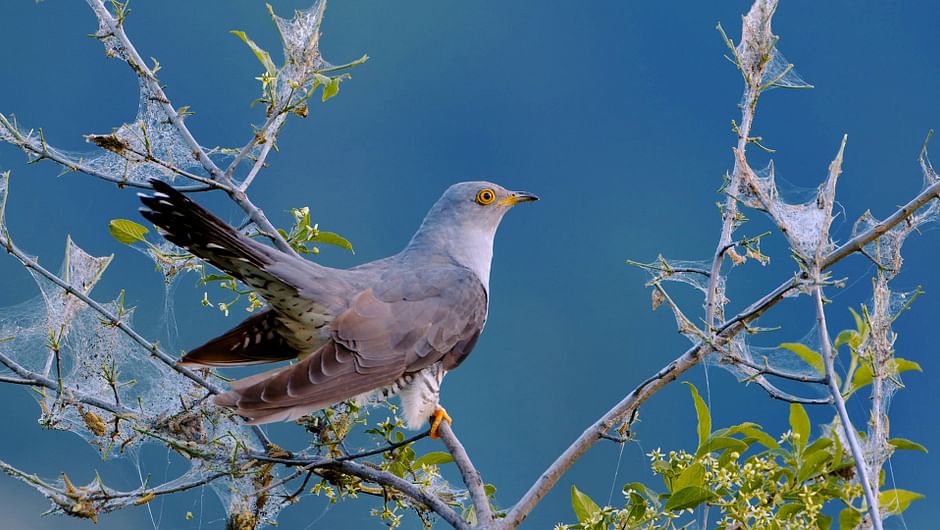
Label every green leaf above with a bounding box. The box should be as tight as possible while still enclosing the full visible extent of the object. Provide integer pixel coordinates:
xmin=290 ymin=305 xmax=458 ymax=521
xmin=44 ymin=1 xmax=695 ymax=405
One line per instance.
xmin=724 ymin=423 xmax=780 ymax=449
xmin=888 ymin=438 xmax=928 ymax=453
xmin=230 ymin=30 xmax=277 ymax=76
xmin=833 ymin=329 xmax=860 ymax=350
xmin=664 ymin=486 xmax=716 ymax=512
xmin=684 ymin=382 xmax=711 ymax=452
xmin=805 ymin=437 xmax=833 ymax=454
xmin=483 ymin=484 xmax=497 ymax=498
xmin=777 ymin=502 xmax=803 ymax=520
xmin=797 ymin=448 xmax=832 ymax=483
xmin=672 ymin=462 xmax=705 ymax=492
xmin=413 ymin=451 xmax=454 ymax=467
xmin=896 ymin=358 xmax=923 ymax=374
xmin=817 ymin=514 xmax=832 ymax=530
xmin=627 ymin=491 xmax=648 ymax=521
xmin=570 ymin=485 xmax=601 ymax=523
xmin=848 ymin=358 xmax=922 ymax=397
xmin=780 ymin=343 xmax=825 ymax=376
xmin=108 ymin=219 xmax=149 ymax=244
xmin=322 ymin=76 xmax=341 ymax=101
xmin=879 ymin=489 xmax=924 ymax=514
xmin=388 ymin=461 xmax=407 ymax=478
xmin=849 ymin=307 xmax=868 ymax=339
xmin=698 ymin=436 xmax=749 ymax=456
xmin=789 ymin=403 xmax=810 ymax=453
xmin=311 ymin=231 xmax=354 ymax=253
xmin=622 ymin=482 xmax=657 ymax=503
xmin=838 ymin=508 xmax=862 ymax=530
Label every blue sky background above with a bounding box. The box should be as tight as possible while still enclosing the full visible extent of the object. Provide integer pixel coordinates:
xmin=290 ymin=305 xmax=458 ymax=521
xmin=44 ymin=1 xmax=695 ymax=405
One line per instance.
xmin=0 ymin=1 xmax=938 ymax=528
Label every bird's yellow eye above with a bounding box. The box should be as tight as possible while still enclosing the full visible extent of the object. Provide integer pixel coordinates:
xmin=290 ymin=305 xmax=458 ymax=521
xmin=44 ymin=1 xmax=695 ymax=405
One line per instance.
xmin=475 ymin=188 xmax=496 ymax=205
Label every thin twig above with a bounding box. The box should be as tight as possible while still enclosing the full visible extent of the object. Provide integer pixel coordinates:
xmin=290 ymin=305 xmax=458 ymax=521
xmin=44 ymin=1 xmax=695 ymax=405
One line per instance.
xmin=254 ymin=429 xmax=431 ymax=496
xmin=751 ymin=376 xmax=832 ymax=405
xmin=0 ymin=350 xmax=135 ymax=416
xmin=0 ymin=233 xmax=220 ymax=394
xmin=0 ymin=114 xmax=210 ymax=192
xmin=719 ymin=353 xmax=827 ymax=384
xmin=813 ymin=277 xmax=882 ymax=529
xmin=87 ymin=472 xmax=228 ymax=501
xmin=252 ymin=452 xmax=469 ymax=530
xmin=331 ymin=460 xmax=470 ymax=530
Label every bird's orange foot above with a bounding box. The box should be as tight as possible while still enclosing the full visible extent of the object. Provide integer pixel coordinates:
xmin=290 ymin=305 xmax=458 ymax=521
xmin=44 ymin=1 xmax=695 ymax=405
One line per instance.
xmin=429 ymin=406 xmax=453 ymax=439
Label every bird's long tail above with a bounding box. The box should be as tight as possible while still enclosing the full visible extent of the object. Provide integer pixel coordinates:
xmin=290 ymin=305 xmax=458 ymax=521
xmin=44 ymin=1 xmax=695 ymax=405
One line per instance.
xmin=138 ymin=179 xmax=282 ymax=280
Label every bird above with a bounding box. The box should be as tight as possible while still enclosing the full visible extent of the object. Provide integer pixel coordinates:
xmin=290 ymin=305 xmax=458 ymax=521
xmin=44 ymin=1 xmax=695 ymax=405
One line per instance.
xmin=139 ymin=179 xmax=537 ymax=438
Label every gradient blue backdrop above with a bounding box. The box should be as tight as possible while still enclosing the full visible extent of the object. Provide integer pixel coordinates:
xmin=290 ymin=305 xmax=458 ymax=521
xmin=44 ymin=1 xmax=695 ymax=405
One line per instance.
xmin=0 ymin=1 xmax=938 ymax=528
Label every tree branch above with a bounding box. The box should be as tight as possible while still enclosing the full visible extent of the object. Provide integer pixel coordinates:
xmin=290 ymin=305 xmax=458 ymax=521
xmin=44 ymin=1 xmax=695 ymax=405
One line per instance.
xmin=751 ymin=376 xmax=832 ymax=405
xmin=813 ymin=277 xmax=882 ymax=529
xmin=436 ymin=422 xmax=492 ymax=525
xmin=498 ymin=178 xmax=940 ymax=527
xmin=86 ymin=0 xmax=299 ymax=257
xmin=719 ymin=353 xmax=828 ymax=384
xmin=330 ymin=460 xmax=471 ymax=530
xmin=86 ymin=0 xmax=224 ymax=181
xmin=254 ymin=429 xmax=432 ymax=496
xmin=1 ymin=233 xmax=221 ymax=394
xmin=254 ymin=452 xmax=470 ymax=530
xmin=0 ymin=350 xmax=135 ymax=417
xmin=0 ymin=114 xmax=211 ymax=192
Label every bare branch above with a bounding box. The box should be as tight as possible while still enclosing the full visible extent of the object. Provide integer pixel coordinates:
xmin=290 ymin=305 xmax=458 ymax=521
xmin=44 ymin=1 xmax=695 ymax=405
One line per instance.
xmin=0 ymin=114 xmax=210 ymax=192
xmin=436 ymin=422 xmax=493 ymax=525
xmin=0 ymin=350 xmax=135 ymax=416
xmin=751 ymin=376 xmax=832 ymax=405
xmin=718 ymin=351 xmax=827 ymax=384
xmin=86 ymin=0 xmax=224 ymax=181
xmin=255 ymin=429 xmax=432 ymax=496
xmin=813 ymin=277 xmax=882 ymax=529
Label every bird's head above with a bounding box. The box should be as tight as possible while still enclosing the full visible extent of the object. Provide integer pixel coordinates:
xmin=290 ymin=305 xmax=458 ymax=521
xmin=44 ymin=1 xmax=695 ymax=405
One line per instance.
xmin=428 ymin=181 xmax=539 ymax=235
xmin=406 ymin=181 xmax=538 ymax=286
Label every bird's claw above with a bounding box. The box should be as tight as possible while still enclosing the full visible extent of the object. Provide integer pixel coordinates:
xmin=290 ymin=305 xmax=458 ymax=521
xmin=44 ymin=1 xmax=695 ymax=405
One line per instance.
xmin=429 ymin=406 xmax=452 ymax=439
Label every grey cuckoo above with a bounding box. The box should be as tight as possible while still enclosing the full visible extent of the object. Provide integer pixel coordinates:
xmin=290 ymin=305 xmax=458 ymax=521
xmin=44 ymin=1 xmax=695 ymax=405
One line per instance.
xmin=139 ymin=180 xmax=537 ymax=437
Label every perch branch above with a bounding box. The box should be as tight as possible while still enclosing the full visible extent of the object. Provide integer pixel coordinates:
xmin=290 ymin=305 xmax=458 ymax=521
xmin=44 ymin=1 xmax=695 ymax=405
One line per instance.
xmin=436 ymin=422 xmax=493 ymax=525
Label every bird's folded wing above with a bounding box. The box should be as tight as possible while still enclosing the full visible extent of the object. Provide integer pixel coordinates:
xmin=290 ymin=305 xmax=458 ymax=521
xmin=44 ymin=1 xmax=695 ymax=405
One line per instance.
xmin=216 ymin=267 xmax=488 ymax=424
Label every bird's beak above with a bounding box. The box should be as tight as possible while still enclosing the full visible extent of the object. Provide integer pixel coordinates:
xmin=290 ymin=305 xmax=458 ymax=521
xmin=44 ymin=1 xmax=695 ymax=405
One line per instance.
xmin=497 ymin=191 xmax=539 ymax=207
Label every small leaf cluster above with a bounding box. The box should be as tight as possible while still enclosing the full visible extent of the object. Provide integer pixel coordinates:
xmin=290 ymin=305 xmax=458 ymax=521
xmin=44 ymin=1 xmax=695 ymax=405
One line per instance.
xmin=277 ymin=206 xmax=354 ymax=256
xmin=230 ymin=4 xmax=366 ymax=120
